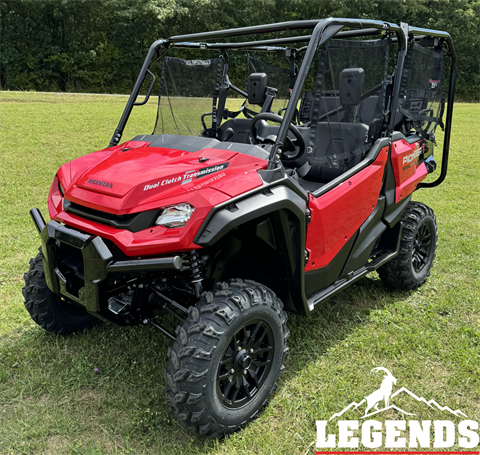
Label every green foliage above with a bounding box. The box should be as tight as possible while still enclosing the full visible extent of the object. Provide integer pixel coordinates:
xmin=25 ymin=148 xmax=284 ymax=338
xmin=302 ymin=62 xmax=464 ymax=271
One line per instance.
xmin=1 ymin=0 xmax=479 ymax=99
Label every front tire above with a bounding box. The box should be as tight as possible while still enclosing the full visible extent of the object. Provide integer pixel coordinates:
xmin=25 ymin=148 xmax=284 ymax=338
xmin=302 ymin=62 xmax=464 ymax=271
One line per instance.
xmin=165 ymin=279 xmax=289 ymax=438
xmin=378 ymin=201 xmax=437 ymax=290
xmin=22 ymin=249 xmax=100 ymax=335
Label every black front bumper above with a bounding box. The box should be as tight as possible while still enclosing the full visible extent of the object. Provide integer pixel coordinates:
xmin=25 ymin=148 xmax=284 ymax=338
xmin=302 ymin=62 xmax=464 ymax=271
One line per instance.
xmin=30 ymin=208 xmax=182 ymax=314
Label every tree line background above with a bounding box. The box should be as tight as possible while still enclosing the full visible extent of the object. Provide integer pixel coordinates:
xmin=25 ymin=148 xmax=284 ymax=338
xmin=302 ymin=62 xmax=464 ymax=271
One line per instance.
xmin=1 ymin=0 xmax=479 ymax=100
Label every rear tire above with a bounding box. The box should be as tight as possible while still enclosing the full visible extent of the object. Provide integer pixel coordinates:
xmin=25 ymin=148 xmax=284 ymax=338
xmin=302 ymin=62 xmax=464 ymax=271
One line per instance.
xmin=22 ymin=248 xmax=100 ymax=335
xmin=165 ymin=279 xmax=289 ymax=438
xmin=378 ymin=201 xmax=437 ymax=290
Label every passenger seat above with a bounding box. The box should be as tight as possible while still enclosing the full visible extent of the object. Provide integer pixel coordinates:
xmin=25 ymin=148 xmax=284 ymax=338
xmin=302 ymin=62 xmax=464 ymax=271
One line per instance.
xmin=303 ymin=68 xmax=371 ymax=184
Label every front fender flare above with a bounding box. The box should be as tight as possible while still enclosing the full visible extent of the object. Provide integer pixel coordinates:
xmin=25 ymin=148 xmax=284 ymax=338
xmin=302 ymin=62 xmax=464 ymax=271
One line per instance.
xmin=194 ymin=186 xmax=306 ymax=247
xmin=194 ymin=185 xmax=310 ymax=315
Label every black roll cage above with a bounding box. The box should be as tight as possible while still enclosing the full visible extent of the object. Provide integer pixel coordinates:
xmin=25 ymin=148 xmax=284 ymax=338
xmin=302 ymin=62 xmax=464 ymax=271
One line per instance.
xmin=110 ymin=18 xmax=456 ymax=189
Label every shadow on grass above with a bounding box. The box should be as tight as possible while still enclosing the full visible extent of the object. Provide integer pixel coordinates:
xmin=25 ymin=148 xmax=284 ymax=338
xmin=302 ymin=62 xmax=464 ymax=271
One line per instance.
xmin=282 ymin=275 xmax=411 ymax=377
xmin=3 ymin=274 xmax=411 ymax=453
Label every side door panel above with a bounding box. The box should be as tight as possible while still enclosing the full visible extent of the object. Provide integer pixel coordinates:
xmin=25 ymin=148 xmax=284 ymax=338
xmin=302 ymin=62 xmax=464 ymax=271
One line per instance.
xmin=305 ymin=147 xmax=389 ymax=273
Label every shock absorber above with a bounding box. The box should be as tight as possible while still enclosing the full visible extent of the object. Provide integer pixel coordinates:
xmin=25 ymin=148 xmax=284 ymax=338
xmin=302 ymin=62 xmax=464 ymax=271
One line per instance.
xmin=184 ymin=250 xmax=207 ymax=297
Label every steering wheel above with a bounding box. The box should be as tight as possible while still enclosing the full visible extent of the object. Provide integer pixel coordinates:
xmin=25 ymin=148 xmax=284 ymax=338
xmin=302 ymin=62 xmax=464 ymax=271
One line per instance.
xmin=250 ymin=112 xmax=306 ymax=161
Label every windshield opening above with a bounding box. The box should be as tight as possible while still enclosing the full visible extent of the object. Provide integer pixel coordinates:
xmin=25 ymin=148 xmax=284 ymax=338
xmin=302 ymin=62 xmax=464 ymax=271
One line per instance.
xmin=152 ymin=47 xmax=297 ymax=138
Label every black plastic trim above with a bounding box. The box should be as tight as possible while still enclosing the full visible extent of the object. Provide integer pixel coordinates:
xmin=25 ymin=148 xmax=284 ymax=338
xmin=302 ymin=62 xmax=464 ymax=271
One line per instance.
xmin=195 ymin=179 xmax=309 ymax=315
xmin=384 ymin=195 xmax=411 ymax=228
xmin=195 ymin=186 xmax=306 ymax=247
xmin=194 ymin=169 xmax=308 ymax=247
xmin=340 ymin=196 xmax=387 ymax=275
xmin=304 ymin=234 xmax=357 ymax=295
xmin=32 ymin=209 xmax=183 ymax=315
xmin=380 ymin=142 xmax=413 ymax=228
xmin=307 ymin=223 xmax=403 ymax=310
xmin=64 ymin=199 xmax=159 ymax=233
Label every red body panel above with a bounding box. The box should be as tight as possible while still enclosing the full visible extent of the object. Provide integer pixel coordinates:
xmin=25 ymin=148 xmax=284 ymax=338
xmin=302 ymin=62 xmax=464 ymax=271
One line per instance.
xmin=390 ymin=139 xmax=428 ymax=203
xmin=49 ymin=141 xmax=268 ymax=256
xmin=304 ymin=147 xmax=389 ymax=271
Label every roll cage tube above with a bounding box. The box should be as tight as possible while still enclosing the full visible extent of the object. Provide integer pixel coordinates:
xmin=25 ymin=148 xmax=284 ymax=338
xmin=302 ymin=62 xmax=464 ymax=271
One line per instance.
xmin=111 ymin=19 xmax=455 ymax=181
xmin=268 ymin=18 xmax=405 ymax=169
xmin=109 ymin=39 xmax=167 ymax=147
xmin=408 ymin=26 xmax=457 ymax=189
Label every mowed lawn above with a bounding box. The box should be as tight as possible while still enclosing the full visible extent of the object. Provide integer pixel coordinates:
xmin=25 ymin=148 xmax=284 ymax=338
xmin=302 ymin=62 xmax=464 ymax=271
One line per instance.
xmin=0 ymin=92 xmax=479 ymax=455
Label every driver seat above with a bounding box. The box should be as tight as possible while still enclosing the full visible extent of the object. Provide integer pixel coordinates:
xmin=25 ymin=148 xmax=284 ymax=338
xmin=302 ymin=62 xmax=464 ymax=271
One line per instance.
xmin=218 ymin=73 xmax=276 ymax=144
xmin=219 ymin=119 xmax=253 ymax=143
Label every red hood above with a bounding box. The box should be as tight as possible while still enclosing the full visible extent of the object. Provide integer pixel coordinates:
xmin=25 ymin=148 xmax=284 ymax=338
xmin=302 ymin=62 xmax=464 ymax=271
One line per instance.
xmin=57 ymin=140 xmax=267 ymax=214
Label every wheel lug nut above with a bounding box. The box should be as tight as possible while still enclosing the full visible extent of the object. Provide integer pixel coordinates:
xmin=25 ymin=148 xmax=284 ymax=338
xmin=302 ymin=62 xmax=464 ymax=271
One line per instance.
xmin=230 ymin=368 xmax=235 ymax=373
xmin=250 ymin=348 xmax=253 ymax=353
xmin=243 ymin=370 xmax=247 ymax=375
xmin=238 ymin=347 xmax=242 ymax=351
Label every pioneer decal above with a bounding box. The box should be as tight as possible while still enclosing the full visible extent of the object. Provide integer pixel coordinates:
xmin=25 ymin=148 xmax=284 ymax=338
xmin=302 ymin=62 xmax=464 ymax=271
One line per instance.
xmin=87 ymin=178 xmax=113 ymax=189
xmin=402 ymin=144 xmax=423 ymax=166
xmin=143 ymin=162 xmax=229 ymax=191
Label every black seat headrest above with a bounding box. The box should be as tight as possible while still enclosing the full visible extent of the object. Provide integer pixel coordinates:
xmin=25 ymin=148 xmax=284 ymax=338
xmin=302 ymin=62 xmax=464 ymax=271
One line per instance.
xmin=339 ymin=68 xmax=365 ymax=106
xmin=246 ymin=73 xmax=267 ymax=105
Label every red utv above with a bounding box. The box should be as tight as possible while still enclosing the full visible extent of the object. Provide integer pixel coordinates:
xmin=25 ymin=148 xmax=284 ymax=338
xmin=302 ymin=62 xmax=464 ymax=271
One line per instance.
xmin=24 ymin=18 xmax=456 ymax=437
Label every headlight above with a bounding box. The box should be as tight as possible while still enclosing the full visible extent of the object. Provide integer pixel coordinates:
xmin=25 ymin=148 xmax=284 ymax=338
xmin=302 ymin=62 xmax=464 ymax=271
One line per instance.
xmin=155 ymin=203 xmax=195 ymax=229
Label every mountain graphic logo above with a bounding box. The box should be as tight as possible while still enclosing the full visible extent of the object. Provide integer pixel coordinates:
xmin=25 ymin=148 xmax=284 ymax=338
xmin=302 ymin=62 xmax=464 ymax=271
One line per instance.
xmin=329 ymin=367 xmax=468 ymax=421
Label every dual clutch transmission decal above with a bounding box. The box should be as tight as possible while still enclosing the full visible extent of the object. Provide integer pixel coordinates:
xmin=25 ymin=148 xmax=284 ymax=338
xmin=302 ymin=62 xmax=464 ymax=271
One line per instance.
xmin=144 ymin=162 xmax=229 ymax=191
xmin=181 ymin=163 xmax=229 ymax=185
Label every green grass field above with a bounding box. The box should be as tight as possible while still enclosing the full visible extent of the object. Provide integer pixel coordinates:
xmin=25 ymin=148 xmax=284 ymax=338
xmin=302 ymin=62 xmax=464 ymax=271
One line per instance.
xmin=0 ymin=92 xmax=479 ymax=455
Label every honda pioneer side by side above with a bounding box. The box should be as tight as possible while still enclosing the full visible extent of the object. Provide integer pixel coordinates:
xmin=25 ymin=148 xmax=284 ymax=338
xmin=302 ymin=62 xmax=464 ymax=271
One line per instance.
xmin=24 ymin=19 xmax=456 ymax=437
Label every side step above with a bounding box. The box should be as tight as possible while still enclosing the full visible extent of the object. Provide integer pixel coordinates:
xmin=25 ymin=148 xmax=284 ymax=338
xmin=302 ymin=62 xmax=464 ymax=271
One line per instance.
xmin=307 ymin=223 xmax=403 ymax=311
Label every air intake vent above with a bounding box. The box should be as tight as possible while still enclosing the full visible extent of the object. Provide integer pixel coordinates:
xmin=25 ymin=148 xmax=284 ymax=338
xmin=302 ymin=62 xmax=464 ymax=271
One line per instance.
xmin=63 ymin=199 xmax=159 ymax=233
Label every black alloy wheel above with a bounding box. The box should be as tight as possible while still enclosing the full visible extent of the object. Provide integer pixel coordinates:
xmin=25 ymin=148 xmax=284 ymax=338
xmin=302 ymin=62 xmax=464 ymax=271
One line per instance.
xmin=378 ymin=201 xmax=438 ymax=290
xmin=165 ymin=279 xmax=289 ymax=438
xmin=216 ymin=319 xmax=275 ymax=409
xmin=412 ymin=222 xmax=432 ymax=273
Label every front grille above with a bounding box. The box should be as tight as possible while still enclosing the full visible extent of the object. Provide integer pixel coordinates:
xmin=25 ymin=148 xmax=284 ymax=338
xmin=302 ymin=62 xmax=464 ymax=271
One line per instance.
xmin=64 ymin=199 xmax=159 ymax=233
